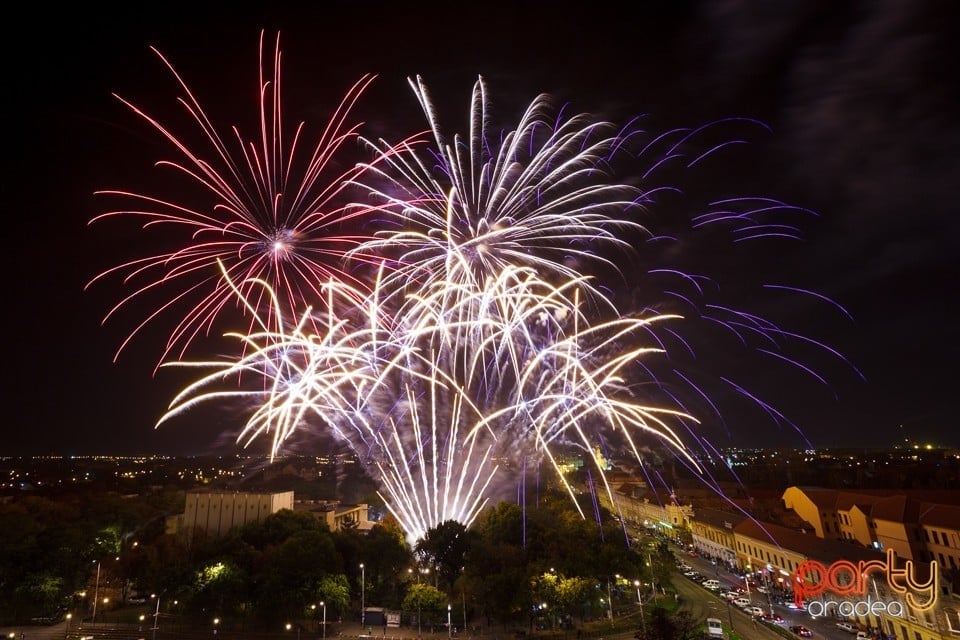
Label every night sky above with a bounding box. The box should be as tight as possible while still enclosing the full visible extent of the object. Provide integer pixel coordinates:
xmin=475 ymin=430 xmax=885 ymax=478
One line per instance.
xmin=5 ymin=2 xmax=958 ymax=457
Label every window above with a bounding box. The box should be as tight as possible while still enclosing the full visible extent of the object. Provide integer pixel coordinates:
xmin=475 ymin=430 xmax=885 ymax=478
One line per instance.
xmin=932 ymin=530 xmax=940 ymax=545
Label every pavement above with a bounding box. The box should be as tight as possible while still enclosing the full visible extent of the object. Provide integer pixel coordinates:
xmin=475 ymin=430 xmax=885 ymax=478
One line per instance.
xmin=0 ymin=617 xmax=634 ymax=640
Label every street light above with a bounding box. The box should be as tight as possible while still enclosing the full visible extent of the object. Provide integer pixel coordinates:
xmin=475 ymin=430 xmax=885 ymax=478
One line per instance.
xmin=64 ymin=613 xmax=72 ymax=640
xmin=286 ymin=622 xmax=301 ymax=640
xmin=321 ymin=601 xmax=327 ymax=640
xmin=360 ymin=563 xmax=366 ymax=628
xmin=634 ymin=581 xmax=646 ymax=637
xmin=151 ymin=594 xmax=160 ymax=640
xmin=447 ymin=604 xmax=452 ymax=639
xmin=213 ymin=617 xmax=220 ymax=636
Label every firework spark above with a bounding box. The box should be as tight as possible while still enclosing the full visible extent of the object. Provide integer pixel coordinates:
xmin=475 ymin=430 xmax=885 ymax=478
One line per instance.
xmin=109 ymin=65 xmax=859 ymax=544
xmin=350 ymin=75 xmax=650 ymax=301
xmin=87 ymin=31 xmax=396 ymax=367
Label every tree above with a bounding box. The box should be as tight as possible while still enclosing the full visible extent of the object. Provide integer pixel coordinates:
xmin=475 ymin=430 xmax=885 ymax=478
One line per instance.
xmin=464 ymin=528 xmax=532 ymax=626
xmin=415 ymin=520 xmax=473 ymax=592
xmin=635 ymin=608 xmax=701 ymax=640
xmin=363 ymin=523 xmax=413 ymax=608
xmin=316 ymin=574 xmax=351 ymax=618
xmin=648 ymin=541 xmax=674 ymax=594
xmin=190 ymin=560 xmax=249 ymax=617
xmin=402 ymin=583 xmax=448 ymax=629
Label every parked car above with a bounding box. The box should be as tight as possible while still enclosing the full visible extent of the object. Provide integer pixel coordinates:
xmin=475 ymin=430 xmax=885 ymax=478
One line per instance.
xmin=733 ymin=597 xmax=751 ymax=608
xmin=747 ymin=606 xmax=765 ymax=617
xmin=790 ymin=625 xmax=813 ymax=637
xmin=702 ymin=579 xmax=721 ymax=590
xmin=856 ymin=633 xmax=873 ymax=640
xmin=722 ymin=591 xmax=739 ymax=601
xmin=836 ymin=622 xmax=857 ymax=633
xmin=761 ymin=613 xmax=784 ymax=624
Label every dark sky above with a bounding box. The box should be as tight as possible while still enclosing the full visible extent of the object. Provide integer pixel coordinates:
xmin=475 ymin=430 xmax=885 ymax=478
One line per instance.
xmin=5 ymin=1 xmax=958 ymax=457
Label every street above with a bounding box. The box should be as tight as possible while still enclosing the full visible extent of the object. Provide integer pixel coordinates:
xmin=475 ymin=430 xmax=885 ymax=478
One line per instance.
xmin=675 ymin=548 xmax=860 ymax=640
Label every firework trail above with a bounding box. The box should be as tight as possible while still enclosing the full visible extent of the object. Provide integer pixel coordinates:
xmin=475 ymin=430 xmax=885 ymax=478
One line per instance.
xmin=156 ymin=261 xmax=396 ymax=457
xmin=350 ymin=75 xmax=649 ymax=306
xmin=86 ymin=31 xmax=400 ymax=367
xmin=108 ymin=62 xmax=859 ymax=543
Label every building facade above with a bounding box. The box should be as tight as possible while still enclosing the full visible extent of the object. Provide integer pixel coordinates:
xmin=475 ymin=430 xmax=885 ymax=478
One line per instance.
xmin=169 ymin=490 xmax=294 ymax=538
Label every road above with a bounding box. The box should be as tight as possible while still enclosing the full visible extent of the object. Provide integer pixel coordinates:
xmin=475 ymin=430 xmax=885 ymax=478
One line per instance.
xmin=672 ymin=574 xmax=784 ymax=640
xmin=675 ymin=550 xmax=859 ymax=640
xmin=0 ymin=622 xmax=66 ymax=640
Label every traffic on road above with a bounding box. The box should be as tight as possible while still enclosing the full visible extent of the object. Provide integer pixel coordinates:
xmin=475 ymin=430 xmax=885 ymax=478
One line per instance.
xmin=669 ymin=542 xmax=881 ymax=640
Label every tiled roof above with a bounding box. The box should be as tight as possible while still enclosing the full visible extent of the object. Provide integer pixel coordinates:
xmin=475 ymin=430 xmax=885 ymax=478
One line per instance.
xmin=690 ymin=507 xmax=749 ymax=529
xmin=869 ymin=494 xmax=924 ymax=522
xmin=919 ymin=503 xmax=960 ymax=529
xmin=734 ymin=518 xmax=885 ymax=564
xmin=794 ymin=488 xmax=839 ymax=509
xmin=835 ymin=492 xmax=884 ymax=511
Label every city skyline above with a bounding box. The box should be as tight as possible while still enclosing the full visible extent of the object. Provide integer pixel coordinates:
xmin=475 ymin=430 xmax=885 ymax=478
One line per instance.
xmin=5 ymin=3 xmax=957 ymax=457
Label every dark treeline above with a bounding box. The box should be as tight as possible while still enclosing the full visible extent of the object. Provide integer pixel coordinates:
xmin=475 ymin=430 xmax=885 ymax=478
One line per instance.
xmin=0 ymin=486 xmax=678 ymax=633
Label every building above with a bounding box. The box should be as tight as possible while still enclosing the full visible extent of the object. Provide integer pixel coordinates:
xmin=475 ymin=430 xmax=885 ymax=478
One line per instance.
xmin=295 ymin=499 xmax=374 ymax=533
xmin=689 ymin=507 xmax=746 ymax=570
xmin=167 ymin=489 xmax=294 ymax=538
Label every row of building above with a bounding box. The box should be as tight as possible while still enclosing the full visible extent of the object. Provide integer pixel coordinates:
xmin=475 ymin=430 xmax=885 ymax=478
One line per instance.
xmin=603 ymin=483 xmax=960 ymax=640
xmin=164 ymin=490 xmax=374 ymax=538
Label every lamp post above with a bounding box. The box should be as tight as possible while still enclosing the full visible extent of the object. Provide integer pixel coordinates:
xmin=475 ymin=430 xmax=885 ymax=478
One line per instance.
xmin=606 ymin=578 xmax=614 ymax=622
xmin=151 ymin=594 xmax=160 ymax=640
xmin=763 ymin=566 xmax=774 ymax=617
xmin=213 ymin=617 xmax=220 ymax=636
xmin=634 ymin=581 xmax=646 ymax=637
xmin=360 ymin=563 xmax=366 ymax=628
xmin=91 ymin=560 xmax=101 ymax=623
xmin=64 ymin=613 xmax=72 ymax=640
xmin=286 ymin=623 xmax=301 ymax=640
xmin=447 ymin=604 xmax=452 ymax=639
xmin=321 ymin=601 xmax=327 ymax=640
xmin=642 ymin=547 xmax=659 ymax=603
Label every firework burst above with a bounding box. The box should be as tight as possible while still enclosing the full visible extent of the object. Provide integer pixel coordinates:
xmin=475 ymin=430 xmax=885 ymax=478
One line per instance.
xmin=100 ymin=54 xmax=860 ymax=544
xmin=350 ymin=75 xmax=649 ymax=301
xmin=87 ymin=31 xmax=395 ymax=367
